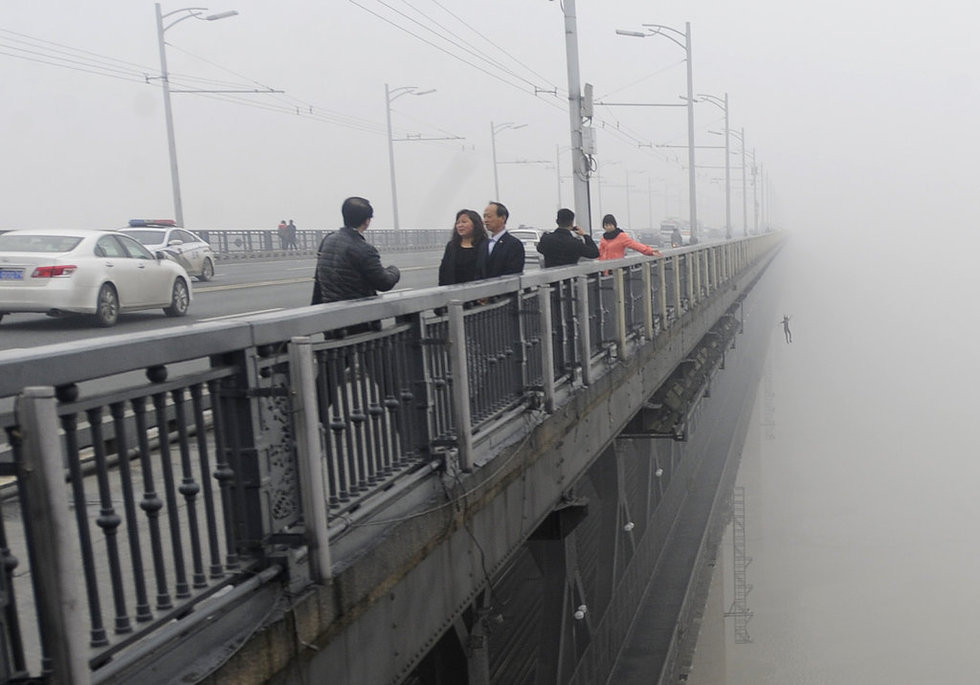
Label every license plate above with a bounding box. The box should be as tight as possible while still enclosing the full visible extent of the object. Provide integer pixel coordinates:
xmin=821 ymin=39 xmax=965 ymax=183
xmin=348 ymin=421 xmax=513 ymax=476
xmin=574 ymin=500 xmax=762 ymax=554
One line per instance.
xmin=0 ymin=269 xmax=23 ymax=280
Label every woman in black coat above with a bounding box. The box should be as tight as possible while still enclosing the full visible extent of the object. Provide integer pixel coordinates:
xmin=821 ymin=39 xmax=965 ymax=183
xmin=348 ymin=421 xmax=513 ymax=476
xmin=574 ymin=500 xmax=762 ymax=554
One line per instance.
xmin=438 ymin=209 xmax=488 ymax=285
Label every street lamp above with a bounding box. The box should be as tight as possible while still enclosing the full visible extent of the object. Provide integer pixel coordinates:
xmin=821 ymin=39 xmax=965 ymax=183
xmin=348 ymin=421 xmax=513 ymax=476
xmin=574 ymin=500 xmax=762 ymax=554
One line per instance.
xmin=698 ymin=93 xmax=730 ymax=239
xmin=155 ymin=3 xmax=238 ymax=227
xmin=385 ymin=84 xmax=435 ymax=230
xmin=616 ymin=22 xmax=698 ymax=243
xmin=490 ymin=122 xmax=527 ymax=199
xmin=726 ymin=127 xmax=749 ymax=237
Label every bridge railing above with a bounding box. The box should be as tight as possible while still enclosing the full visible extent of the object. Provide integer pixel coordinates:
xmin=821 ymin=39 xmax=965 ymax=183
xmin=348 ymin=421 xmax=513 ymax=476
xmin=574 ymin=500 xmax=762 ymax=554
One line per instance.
xmin=0 ymin=234 xmax=779 ymax=681
xmin=197 ymin=228 xmax=448 ymax=255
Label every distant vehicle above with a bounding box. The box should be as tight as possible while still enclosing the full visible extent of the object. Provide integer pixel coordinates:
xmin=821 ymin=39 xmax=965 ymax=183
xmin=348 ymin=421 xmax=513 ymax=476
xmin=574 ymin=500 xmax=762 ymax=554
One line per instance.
xmin=509 ymin=227 xmax=544 ymax=267
xmin=121 ymin=219 xmax=215 ymax=282
xmin=0 ymin=228 xmax=192 ymax=327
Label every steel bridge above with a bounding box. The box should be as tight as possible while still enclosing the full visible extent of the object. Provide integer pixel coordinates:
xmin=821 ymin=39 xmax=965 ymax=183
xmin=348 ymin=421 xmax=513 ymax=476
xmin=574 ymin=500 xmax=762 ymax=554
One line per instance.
xmin=0 ymin=233 xmax=783 ymax=684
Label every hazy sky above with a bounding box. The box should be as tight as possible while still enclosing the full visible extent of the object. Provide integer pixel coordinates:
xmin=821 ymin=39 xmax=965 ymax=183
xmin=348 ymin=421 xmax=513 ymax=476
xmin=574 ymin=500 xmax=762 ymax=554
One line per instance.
xmin=4 ymin=0 xmax=979 ymax=239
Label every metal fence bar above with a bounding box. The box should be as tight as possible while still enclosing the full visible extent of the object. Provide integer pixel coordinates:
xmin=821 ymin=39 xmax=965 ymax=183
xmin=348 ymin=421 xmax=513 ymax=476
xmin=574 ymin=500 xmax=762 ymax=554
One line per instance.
xmin=613 ymin=270 xmax=627 ymax=360
xmin=576 ymin=275 xmax=594 ymax=386
xmin=642 ymin=263 xmax=655 ymax=341
xmin=108 ymin=403 xmax=153 ymax=625
xmin=15 ymin=388 xmax=90 ymax=683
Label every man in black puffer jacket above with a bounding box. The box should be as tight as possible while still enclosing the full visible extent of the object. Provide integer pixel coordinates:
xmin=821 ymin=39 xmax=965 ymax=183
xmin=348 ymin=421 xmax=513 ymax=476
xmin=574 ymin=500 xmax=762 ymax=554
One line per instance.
xmin=312 ymin=196 xmax=400 ymax=305
xmin=536 ymin=208 xmax=598 ymax=268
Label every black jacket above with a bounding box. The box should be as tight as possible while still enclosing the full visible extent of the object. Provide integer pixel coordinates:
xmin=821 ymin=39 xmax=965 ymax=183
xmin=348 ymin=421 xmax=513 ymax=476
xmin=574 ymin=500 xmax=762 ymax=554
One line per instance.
xmin=438 ymin=240 xmax=482 ymax=286
xmin=475 ymin=230 xmax=525 ymax=279
xmin=536 ymin=228 xmax=599 ymax=268
xmin=311 ymin=226 xmax=400 ymax=304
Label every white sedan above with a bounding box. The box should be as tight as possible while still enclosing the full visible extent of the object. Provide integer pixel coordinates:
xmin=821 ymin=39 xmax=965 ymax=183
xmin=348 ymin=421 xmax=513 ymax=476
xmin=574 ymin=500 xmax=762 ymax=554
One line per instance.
xmin=0 ymin=229 xmax=192 ymax=327
xmin=120 ymin=223 xmax=215 ymax=282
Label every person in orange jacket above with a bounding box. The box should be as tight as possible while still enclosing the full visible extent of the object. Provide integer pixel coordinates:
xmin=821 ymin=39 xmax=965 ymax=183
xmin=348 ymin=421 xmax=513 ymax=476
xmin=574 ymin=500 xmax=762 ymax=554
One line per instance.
xmin=598 ymin=214 xmax=662 ymax=260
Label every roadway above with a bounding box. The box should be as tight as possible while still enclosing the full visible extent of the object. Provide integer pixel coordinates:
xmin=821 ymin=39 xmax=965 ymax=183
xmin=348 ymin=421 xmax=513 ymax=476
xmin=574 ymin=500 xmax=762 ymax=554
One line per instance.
xmin=0 ymin=249 xmax=451 ymax=351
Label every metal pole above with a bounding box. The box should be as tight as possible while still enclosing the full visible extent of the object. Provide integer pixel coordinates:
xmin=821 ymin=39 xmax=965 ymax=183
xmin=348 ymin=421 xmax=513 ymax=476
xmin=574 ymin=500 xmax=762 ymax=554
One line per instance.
xmin=491 ymin=121 xmax=500 ymax=199
xmin=723 ymin=93 xmax=731 ymax=240
xmin=685 ymin=22 xmax=698 ymax=243
xmin=759 ymin=164 xmax=769 ymax=233
xmin=595 ymin=164 xmax=603 ymax=225
xmin=741 ymin=127 xmax=747 ymax=237
xmin=626 ymin=168 xmax=632 ymax=228
xmin=647 ymin=175 xmax=653 ymax=232
xmin=561 ymin=0 xmax=592 ymax=232
xmin=385 ymin=84 xmax=401 ymax=230
xmin=752 ymin=150 xmax=759 ymax=234
xmin=556 ymin=144 xmax=562 ymax=209
xmin=156 ymin=3 xmax=184 ymax=228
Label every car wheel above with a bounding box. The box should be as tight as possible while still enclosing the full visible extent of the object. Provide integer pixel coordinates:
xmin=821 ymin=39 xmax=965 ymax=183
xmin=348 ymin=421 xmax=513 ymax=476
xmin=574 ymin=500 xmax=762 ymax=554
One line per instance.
xmin=95 ymin=283 xmax=119 ymax=327
xmin=197 ymin=258 xmax=214 ymax=282
xmin=164 ymin=278 xmax=190 ymax=317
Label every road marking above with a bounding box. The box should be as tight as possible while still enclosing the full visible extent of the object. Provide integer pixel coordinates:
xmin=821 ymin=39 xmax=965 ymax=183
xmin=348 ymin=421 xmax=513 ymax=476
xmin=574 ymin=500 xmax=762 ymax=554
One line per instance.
xmin=199 ymin=308 xmax=284 ymax=322
xmin=197 ymin=265 xmax=431 ymax=293
xmin=196 ymin=277 xmax=312 ymax=292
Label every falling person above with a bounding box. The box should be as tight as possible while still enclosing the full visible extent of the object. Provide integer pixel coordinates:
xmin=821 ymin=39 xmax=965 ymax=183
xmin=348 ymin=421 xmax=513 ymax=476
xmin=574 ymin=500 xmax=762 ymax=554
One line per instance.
xmin=780 ymin=315 xmax=792 ymax=343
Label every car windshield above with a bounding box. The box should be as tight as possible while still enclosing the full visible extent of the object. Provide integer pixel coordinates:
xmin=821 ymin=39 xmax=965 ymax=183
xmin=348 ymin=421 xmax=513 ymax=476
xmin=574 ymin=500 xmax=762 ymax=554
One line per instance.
xmin=121 ymin=229 xmax=167 ymax=245
xmin=0 ymin=234 xmax=83 ymax=252
xmin=511 ymin=230 xmax=539 ymax=241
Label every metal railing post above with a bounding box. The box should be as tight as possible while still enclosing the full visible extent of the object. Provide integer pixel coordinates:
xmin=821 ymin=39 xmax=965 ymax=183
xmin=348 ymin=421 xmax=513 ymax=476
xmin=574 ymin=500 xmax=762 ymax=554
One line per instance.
xmin=537 ymin=287 xmax=556 ymax=413
xmin=15 ymin=387 xmax=90 ymax=683
xmin=612 ymin=268 xmax=628 ymax=359
xmin=289 ymin=337 xmax=332 ymax=583
xmin=641 ymin=262 xmax=654 ymax=340
xmin=575 ymin=276 xmax=594 ymax=385
xmin=658 ymin=261 xmax=668 ymax=328
xmin=672 ymin=255 xmax=682 ymax=317
xmin=448 ymin=301 xmax=474 ymax=471
xmin=687 ymin=253 xmax=697 ymax=306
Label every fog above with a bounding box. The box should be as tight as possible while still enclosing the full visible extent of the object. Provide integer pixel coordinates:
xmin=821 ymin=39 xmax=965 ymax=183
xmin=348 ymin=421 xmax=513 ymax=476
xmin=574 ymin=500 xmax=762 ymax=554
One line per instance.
xmin=6 ymin=0 xmax=980 ymax=238
xmin=692 ymin=226 xmax=980 ymax=682
xmin=6 ymin=0 xmax=980 ymax=680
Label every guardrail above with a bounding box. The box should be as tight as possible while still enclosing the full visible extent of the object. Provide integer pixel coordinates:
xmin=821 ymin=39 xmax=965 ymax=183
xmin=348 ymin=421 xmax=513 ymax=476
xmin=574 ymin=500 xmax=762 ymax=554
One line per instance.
xmin=0 ymin=234 xmax=782 ymax=682
xmin=197 ymin=228 xmax=449 ymax=256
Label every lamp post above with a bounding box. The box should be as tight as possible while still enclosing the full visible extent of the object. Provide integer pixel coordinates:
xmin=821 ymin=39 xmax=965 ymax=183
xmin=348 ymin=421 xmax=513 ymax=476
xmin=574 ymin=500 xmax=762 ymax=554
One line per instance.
xmin=490 ymin=122 xmax=527 ymax=199
xmin=385 ymin=84 xmax=435 ymax=230
xmin=727 ymin=127 xmax=748 ymax=237
xmin=155 ymin=3 xmax=237 ymax=228
xmin=699 ymin=93 xmax=730 ymax=239
xmin=616 ymin=22 xmax=697 ymax=243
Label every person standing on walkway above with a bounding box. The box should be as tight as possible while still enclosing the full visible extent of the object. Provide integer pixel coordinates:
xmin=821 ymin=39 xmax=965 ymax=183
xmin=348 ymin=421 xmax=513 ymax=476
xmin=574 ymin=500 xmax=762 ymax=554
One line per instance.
xmin=598 ymin=214 xmax=661 ymax=261
xmin=476 ymin=201 xmax=524 ymax=279
xmin=311 ymin=197 xmax=400 ymax=318
xmin=536 ymin=208 xmax=599 ymax=268
xmin=277 ymin=219 xmax=288 ymax=249
xmin=438 ymin=209 xmax=488 ymax=285
xmin=286 ymin=219 xmax=298 ymax=250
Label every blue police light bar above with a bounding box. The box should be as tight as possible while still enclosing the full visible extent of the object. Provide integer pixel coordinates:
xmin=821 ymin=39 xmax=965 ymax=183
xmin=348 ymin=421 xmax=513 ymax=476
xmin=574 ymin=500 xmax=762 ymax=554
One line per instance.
xmin=129 ymin=219 xmax=177 ymax=227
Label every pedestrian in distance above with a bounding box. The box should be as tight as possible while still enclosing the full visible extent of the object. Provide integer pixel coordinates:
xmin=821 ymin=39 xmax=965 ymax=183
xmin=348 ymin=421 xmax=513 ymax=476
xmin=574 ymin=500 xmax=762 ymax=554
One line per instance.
xmin=311 ymin=197 xmax=400 ymax=335
xmin=780 ymin=314 xmax=792 ymax=343
xmin=598 ymin=214 xmax=662 ymax=261
xmin=536 ymin=208 xmax=598 ymax=268
xmin=286 ymin=219 xmax=298 ymax=250
xmin=438 ymin=209 xmax=488 ymax=285
xmin=277 ymin=219 xmax=288 ymax=250
xmin=475 ymin=201 xmax=525 ymax=279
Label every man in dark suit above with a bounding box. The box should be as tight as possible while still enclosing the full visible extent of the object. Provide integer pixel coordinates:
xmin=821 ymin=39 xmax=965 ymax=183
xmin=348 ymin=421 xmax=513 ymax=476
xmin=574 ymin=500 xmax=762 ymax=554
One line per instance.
xmin=476 ymin=201 xmax=525 ymax=279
